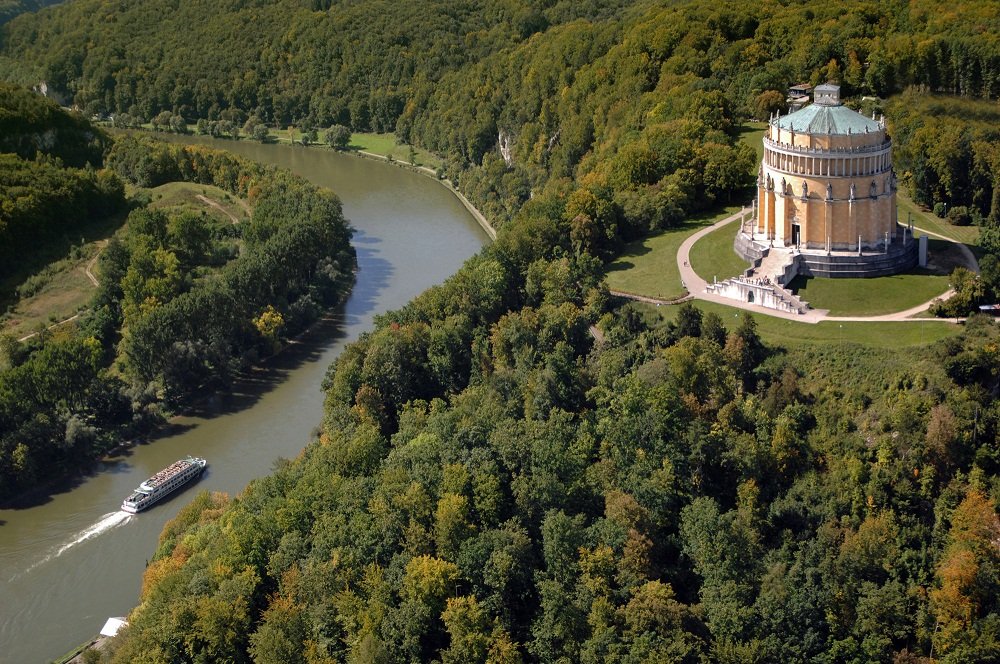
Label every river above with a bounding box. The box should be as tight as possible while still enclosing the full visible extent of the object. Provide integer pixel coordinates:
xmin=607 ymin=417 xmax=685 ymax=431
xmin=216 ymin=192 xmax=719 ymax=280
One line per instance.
xmin=0 ymin=137 xmax=489 ymax=663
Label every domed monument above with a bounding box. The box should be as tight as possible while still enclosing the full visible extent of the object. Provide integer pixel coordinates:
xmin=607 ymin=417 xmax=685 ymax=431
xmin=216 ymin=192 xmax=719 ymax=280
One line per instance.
xmin=735 ymin=83 xmax=918 ymax=278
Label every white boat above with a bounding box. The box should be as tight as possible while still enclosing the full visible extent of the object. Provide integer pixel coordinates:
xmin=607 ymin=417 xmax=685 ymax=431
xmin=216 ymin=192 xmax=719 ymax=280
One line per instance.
xmin=121 ymin=456 xmax=207 ymax=513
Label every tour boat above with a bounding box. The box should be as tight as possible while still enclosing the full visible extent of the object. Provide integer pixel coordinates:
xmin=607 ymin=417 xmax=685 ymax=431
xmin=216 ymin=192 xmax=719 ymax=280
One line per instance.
xmin=121 ymin=456 xmax=207 ymax=513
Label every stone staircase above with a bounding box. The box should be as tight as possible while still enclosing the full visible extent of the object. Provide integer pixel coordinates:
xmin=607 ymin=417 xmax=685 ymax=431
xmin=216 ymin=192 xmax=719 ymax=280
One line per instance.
xmin=707 ymin=245 xmax=812 ymax=314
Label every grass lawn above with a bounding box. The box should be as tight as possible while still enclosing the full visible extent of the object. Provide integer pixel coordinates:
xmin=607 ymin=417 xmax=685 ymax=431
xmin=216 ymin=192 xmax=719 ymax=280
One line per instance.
xmin=737 ymin=121 xmax=768 ymax=163
xmin=604 ymin=205 xmax=743 ymax=300
xmin=784 ymin=233 xmax=967 ymax=316
xmin=787 ymin=270 xmax=950 ymax=316
xmin=897 ymin=192 xmax=980 ymax=247
xmin=632 ymin=299 xmax=963 ymax=348
xmin=689 ymin=216 xmax=753 ymax=283
xmin=347 ymin=132 xmax=443 ymax=169
xmin=270 ymin=128 xmax=443 ymax=169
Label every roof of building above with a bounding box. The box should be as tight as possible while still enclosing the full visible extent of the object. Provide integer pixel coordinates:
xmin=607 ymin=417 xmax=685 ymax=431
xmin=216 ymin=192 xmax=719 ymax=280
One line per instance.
xmin=776 ymin=101 xmax=882 ymax=135
xmin=101 ymin=617 xmax=128 ymax=637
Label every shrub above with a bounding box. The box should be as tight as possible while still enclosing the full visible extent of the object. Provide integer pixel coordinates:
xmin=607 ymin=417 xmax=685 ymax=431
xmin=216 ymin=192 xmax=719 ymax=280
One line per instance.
xmin=946 ymin=205 xmax=971 ymax=226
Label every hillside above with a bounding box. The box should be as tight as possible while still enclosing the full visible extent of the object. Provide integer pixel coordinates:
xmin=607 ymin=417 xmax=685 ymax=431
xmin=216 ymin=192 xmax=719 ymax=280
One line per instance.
xmin=0 ymin=0 xmax=62 ymax=26
xmin=0 ymin=129 xmax=356 ymax=502
xmin=3 ymin=1 xmax=1000 ymax=662
xmin=5 ymin=0 xmax=1000 ymax=237
xmin=0 ymin=82 xmax=122 ymax=284
xmin=0 ymin=80 xmax=107 ymax=166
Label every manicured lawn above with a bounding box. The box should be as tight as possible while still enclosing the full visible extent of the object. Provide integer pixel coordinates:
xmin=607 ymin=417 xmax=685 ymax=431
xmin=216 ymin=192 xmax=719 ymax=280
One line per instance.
xmin=897 ymin=192 xmax=980 ymax=247
xmin=604 ymin=205 xmax=743 ymax=300
xmin=689 ymin=217 xmax=753 ymax=283
xmin=737 ymin=121 xmax=768 ymax=163
xmin=787 ymin=270 xmax=950 ymax=316
xmin=633 ymin=300 xmax=963 ymax=348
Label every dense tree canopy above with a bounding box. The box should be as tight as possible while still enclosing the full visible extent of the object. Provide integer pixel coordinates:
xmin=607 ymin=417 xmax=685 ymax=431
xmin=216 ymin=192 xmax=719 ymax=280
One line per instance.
xmin=0 ymin=83 xmax=122 ymax=279
xmin=104 ymin=230 xmax=1000 ymax=662
xmin=0 ymin=133 xmax=356 ymax=500
xmin=4 ymin=1 xmax=1000 ymax=661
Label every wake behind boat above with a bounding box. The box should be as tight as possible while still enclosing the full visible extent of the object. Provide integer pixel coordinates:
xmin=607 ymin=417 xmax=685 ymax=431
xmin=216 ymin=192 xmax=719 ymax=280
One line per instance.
xmin=121 ymin=456 xmax=207 ymax=513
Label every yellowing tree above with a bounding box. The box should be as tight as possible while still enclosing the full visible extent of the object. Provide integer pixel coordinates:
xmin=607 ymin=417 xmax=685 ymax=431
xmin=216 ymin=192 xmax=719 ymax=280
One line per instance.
xmin=254 ymin=304 xmax=285 ymax=352
xmin=930 ymin=489 xmax=1000 ymax=656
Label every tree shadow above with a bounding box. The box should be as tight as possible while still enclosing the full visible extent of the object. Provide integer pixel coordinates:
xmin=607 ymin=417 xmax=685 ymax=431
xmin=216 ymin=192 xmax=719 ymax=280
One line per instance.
xmin=0 ymin=424 xmax=191 ymax=510
xmin=604 ymin=259 xmax=637 ymax=275
xmin=344 ymin=229 xmax=394 ymax=321
xmin=172 ymin=230 xmax=391 ymax=418
xmin=183 ymin=310 xmax=350 ymax=418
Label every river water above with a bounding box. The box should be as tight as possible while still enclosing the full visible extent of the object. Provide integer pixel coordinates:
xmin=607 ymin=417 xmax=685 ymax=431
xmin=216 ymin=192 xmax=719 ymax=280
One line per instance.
xmin=0 ymin=138 xmax=489 ymax=663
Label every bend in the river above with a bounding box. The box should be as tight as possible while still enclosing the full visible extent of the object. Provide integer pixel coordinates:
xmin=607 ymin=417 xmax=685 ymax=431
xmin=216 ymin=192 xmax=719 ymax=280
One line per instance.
xmin=0 ymin=136 xmax=490 ymax=664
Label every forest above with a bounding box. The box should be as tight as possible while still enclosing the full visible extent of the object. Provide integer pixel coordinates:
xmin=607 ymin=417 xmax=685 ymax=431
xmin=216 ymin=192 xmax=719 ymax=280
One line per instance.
xmin=6 ymin=0 xmax=1000 ymax=278
xmin=0 ymin=0 xmax=60 ymax=26
xmin=2 ymin=0 xmax=1000 ymax=661
xmin=0 ymin=116 xmax=356 ymax=500
xmin=102 ymin=218 xmax=1000 ymax=663
xmin=0 ymin=82 xmax=123 ymax=279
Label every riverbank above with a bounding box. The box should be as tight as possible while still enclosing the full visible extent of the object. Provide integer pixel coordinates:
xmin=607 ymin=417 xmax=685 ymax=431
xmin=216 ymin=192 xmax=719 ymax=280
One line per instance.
xmin=0 ymin=133 xmax=490 ymax=664
xmin=110 ymin=123 xmax=498 ymax=242
xmin=351 ymin=149 xmax=497 ymax=241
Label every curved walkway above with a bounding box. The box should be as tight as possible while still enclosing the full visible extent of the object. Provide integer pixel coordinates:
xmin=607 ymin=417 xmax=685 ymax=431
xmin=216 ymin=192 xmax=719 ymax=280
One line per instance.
xmin=667 ymin=210 xmax=973 ymax=324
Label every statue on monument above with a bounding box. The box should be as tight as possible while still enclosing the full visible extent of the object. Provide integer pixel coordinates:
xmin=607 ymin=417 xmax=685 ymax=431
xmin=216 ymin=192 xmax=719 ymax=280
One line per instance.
xmin=850 ymin=182 xmax=856 ymax=201
xmin=826 ymin=182 xmax=833 ymax=200
xmin=801 ymin=180 xmax=808 ymax=199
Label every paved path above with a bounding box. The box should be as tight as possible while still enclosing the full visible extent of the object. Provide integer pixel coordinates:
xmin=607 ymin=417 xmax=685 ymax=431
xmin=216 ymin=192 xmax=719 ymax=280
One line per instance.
xmin=662 ymin=211 xmax=971 ymax=324
xmin=913 ymin=225 xmax=979 ymax=273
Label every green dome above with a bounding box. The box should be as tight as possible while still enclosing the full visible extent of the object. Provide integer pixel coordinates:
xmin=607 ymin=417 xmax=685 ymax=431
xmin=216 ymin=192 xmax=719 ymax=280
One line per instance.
xmin=776 ymin=103 xmax=882 ymax=136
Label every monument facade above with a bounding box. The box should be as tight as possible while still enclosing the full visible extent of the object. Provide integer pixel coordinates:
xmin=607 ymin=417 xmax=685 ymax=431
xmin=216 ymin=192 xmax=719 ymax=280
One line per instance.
xmin=738 ymin=83 xmax=917 ymax=278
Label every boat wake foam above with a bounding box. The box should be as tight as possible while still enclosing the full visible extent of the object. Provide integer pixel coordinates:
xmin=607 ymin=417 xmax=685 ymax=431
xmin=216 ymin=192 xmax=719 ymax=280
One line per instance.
xmin=13 ymin=511 xmax=133 ymax=580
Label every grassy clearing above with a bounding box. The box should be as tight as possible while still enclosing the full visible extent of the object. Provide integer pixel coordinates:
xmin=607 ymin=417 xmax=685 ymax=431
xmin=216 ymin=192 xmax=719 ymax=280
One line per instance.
xmin=269 ymin=128 xmax=444 ymax=169
xmin=604 ymin=205 xmax=743 ymax=300
xmin=127 ymin=123 xmax=445 ymax=172
xmin=147 ymin=181 xmax=249 ymax=223
xmin=787 ymin=270 xmax=950 ymax=316
xmin=348 ymin=132 xmax=443 ymax=169
xmin=0 ymin=204 xmax=125 ymax=337
xmin=1 ymin=243 xmax=103 ymax=340
xmin=1 ymin=182 xmax=250 ymax=340
xmin=689 ymin=217 xmax=753 ymax=283
xmin=631 ymin=299 xmax=963 ymax=348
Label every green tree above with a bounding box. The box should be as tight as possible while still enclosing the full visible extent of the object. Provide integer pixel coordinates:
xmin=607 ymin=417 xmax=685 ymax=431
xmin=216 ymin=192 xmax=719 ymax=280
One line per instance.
xmin=325 ymin=124 xmax=351 ymax=150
